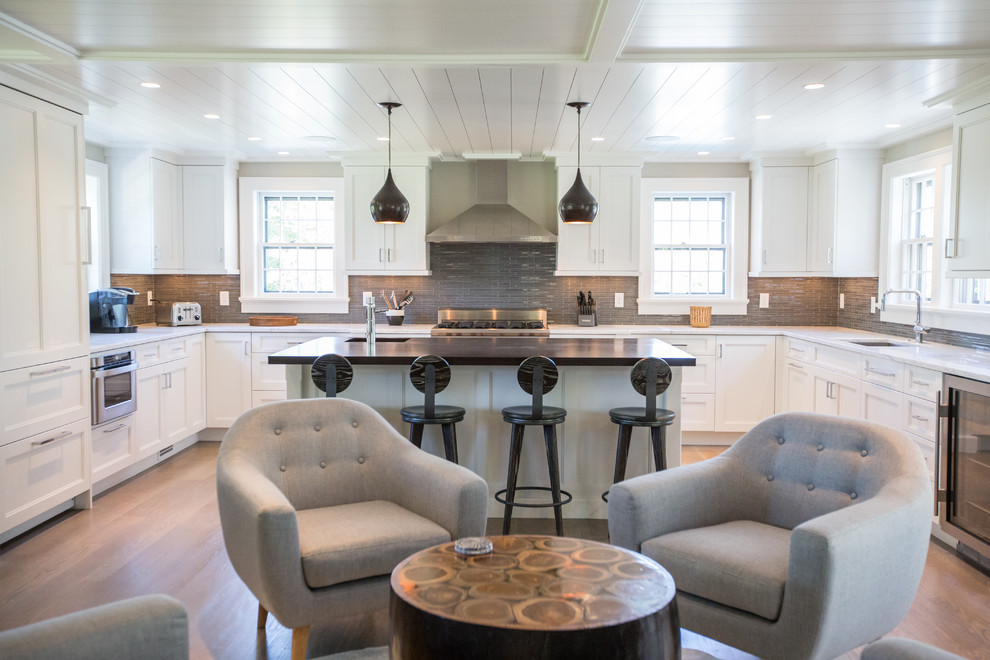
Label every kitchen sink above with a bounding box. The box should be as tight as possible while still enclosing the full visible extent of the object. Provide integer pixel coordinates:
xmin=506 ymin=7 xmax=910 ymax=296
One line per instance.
xmin=345 ymin=337 xmax=411 ymax=343
xmin=848 ymin=340 xmax=912 ymax=347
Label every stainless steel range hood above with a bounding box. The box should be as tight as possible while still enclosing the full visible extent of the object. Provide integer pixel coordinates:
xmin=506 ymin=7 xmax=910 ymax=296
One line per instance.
xmin=426 ymin=161 xmax=557 ymax=243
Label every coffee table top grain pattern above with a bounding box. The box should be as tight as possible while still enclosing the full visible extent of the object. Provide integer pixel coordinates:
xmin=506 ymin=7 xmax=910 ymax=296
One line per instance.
xmin=390 ymin=535 xmax=676 ymax=632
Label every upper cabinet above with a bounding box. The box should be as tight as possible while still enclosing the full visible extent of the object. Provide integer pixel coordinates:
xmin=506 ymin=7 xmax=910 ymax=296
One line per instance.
xmin=555 ymin=165 xmax=640 ymax=275
xmin=749 ymin=151 xmax=881 ymax=277
xmin=107 ymin=149 xmax=238 ymax=274
xmin=0 ymin=85 xmax=89 ymax=372
xmin=947 ymin=97 xmax=990 ymax=276
xmin=343 ymin=164 xmax=430 ymax=275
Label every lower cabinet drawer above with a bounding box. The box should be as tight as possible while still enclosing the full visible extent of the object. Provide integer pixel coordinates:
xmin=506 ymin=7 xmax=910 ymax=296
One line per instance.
xmin=252 ymin=390 xmax=287 ymax=408
xmin=1 ymin=356 xmax=89 ymax=447
xmin=904 ymin=395 xmax=938 ymax=442
xmin=91 ymin=416 xmax=137 ymax=482
xmin=1 ymin=418 xmax=90 ymax=532
xmin=907 ymin=432 xmax=936 ymax=481
xmin=680 ymin=394 xmax=715 ymax=432
xmin=665 ymin=335 xmax=717 ymax=357
xmin=680 ymin=356 xmax=715 ymax=394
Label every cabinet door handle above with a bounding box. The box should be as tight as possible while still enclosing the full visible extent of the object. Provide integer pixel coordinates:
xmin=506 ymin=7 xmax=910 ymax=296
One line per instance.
xmin=33 ymin=430 xmax=72 ymax=447
xmin=912 ymin=379 xmax=928 ymax=386
xmin=30 ymin=365 xmax=72 ymax=377
xmin=600 ymin=249 xmax=605 ymax=263
xmin=379 ymin=248 xmax=385 ymax=262
xmin=218 ymin=247 xmax=223 ymax=263
xmin=671 ymin=343 xmax=688 ymax=347
xmin=244 ymin=342 xmax=250 ymax=356
xmin=154 ymin=245 xmax=161 ymax=262
xmin=911 ymin=414 xmax=930 ymax=422
xmin=102 ymin=423 xmax=127 ymax=434
xmin=81 ymin=207 xmax=93 ymax=265
xmin=717 ymin=344 xmax=723 ymax=358
xmin=591 ymin=250 xmax=597 ymax=263
xmin=944 ymin=238 xmax=956 ymax=259
xmin=387 ymin=248 xmax=393 ymax=262
xmin=788 ymin=362 xmax=807 ymax=371
xmin=864 ymin=367 xmax=896 ymax=377
xmin=763 ymin=249 xmax=768 ymax=265
xmin=790 ymin=346 xmax=806 ymax=352
xmin=826 ymin=247 xmax=833 ymax=264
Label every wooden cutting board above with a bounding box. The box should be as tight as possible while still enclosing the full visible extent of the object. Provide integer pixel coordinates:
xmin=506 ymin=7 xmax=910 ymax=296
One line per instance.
xmin=248 ymin=316 xmax=297 ymax=326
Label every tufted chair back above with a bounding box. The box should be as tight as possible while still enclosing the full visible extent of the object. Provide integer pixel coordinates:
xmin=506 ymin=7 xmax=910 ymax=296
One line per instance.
xmin=219 ymin=397 xmax=412 ymax=511
xmin=724 ymin=412 xmax=931 ymax=529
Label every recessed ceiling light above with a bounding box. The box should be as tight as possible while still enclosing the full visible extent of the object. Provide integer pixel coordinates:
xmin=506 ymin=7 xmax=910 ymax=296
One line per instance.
xmin=247 ymin=136 xmax=262 ymax=141
xmin=140 ymin=82 xmax=160 ymax=89
xmin=645 ymin=135 xmax=679 ymax=142
xmin=755 ymin=114 xmax=772 ymax=120
xmin=591 ymin=136 xmax=605 ymax=142
xmin=884 ymin=123 xmax=902 ymax=129
xmin=204 ymin=114 xmax=220 ymax=120
xmin=377 ymin=137 xmax=390 ymax=142
xmin=698 ymin=151 xmax=710 ymax=156
xmin=302 ymin=135 xmax=338 ymax=142
xmin=804 ymin=83 xmax=825 ymax=90
xmin=721 ymin=136 xmax=735 ymax=141
xmin=277 ymin=151 xmax=290 ymax=156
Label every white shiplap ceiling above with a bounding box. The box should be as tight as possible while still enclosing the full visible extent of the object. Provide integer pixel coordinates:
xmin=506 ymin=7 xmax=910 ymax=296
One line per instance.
xmin=2 ymin=0 xmax=990 ymax=161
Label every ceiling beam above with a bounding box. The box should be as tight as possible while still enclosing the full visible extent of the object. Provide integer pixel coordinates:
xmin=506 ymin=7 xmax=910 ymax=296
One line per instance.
xmin=585 ymin=0 xmax=647 ymax=64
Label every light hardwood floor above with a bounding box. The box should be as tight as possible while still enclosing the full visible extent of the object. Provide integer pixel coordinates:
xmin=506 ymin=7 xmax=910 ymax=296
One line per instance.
xmin=1 ymin=443 xmax=988 ymax=659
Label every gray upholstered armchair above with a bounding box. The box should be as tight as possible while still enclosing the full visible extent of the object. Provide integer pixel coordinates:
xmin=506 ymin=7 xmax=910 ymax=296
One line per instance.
xmin=609 ymin=412 xmax=932 ymax=660
xmin=217 ymin=398 xmax=488 ymax=660
xmin=0 ymin=594 xmax=188 ymax=660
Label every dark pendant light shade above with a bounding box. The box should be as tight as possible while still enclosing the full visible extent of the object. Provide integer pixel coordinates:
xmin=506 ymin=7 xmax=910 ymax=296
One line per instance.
xmin=559 ymin=101 xmax=598 ymax=225
xmin=370 ymin=102 xmax=409 ymax=224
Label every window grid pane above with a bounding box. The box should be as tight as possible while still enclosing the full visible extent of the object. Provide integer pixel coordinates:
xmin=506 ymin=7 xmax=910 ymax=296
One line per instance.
xmin=652 ymin=194 xmax=728 ymax=296
xmin=261 ymin=194 xmax=335 ymax=294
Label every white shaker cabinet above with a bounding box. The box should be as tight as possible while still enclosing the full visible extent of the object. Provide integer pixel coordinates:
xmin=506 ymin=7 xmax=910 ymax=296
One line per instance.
xmin=0 ymin=85 xmax=88 ymax=372
xmin=714 ymin=336 xmax=776 ymax=431
xmin=555 ymin=166 xmax=640 ymax=275
xmin=749 ymin=160 xmax=810 ymax=275
xmin=108 ymin=149 xmax=238 ymax=274
xmin=947 ymin=99 xmax=990 ymax=276
xmin=206 ymin=333 xmax=252 ymax=427
xmin=344 ymin=166 xmax=430 ymax=274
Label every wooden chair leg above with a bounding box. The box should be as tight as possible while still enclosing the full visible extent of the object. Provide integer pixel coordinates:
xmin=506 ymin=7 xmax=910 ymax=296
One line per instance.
xmin=651 ymin=425 xmax=667 ymax=471
xmin=502 ymin=424 xmax=525 ymax=535
xmin=291 ymin=626 xmax=310 ymax=660
xmin=613 ymin=424 xmax=633 ymax=484
xmin=441 ymin=423 xmax=459 ymax=463
xmin=257 ymin=603 xmax=268 ymax=629
xmin=543 ymin=424 xmax=564 ymax=537
xmin=409 ymin=423 xmax=425 ymax=449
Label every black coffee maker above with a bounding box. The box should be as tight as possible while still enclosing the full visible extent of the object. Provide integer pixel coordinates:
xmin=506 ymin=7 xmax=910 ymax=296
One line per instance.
xmin=90 ymin=287 xmax=139 ymax=333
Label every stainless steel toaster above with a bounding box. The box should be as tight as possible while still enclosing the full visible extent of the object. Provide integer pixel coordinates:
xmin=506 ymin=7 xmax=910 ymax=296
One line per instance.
xmin=156 ymin=302 xmax=202 ymax=326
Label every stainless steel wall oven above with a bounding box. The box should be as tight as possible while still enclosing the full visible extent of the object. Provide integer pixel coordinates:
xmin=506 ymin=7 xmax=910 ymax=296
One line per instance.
xmin=91 ymin=350 xmax=137 ymax=425
xmin=938 ymin=374 xmax=990 ymax=569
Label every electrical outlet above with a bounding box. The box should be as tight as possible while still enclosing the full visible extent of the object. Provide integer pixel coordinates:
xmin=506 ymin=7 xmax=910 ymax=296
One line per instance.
xmin=759 ymin=293 xmax=769 ymax=308
xmin=147 ymin=290 xmax=153 ymax=306
xmin=219 ymin=291 xmax=230 ymax=306
xmin=871 ymin=296 xmax=878 ymax=313
xmin=839 ymin=293 xmax=845 ymax=309
xmin=614 ymin=292 xmax=624 ymax=308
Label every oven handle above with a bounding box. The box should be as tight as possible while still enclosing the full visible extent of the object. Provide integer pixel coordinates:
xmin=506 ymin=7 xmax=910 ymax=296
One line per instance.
xmin=92 ymin=362 xmax=138 ymax=378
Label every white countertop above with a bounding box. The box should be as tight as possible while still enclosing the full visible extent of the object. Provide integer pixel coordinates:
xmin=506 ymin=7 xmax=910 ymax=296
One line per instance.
xmin=89 ymin=323 xmax=990 ymax=382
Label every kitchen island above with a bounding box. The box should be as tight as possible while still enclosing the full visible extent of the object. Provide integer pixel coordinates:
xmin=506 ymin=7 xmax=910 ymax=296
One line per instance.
xmin=269 ymin=336 xmax=695 ymax=519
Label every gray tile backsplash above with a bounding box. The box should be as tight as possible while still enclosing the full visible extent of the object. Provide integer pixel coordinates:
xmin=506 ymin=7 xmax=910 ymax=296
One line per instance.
xmin=112 ymin=244 xmax=989 ymax=349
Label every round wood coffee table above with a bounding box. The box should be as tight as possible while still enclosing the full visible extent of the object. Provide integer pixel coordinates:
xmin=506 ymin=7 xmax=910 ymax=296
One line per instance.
xmin=389 ymin=535 xmax=679 ymax=659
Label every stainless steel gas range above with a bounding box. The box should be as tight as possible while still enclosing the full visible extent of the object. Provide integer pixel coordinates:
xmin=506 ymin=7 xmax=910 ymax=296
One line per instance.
xmin=430 ymin=308 xmax=550 ymax=337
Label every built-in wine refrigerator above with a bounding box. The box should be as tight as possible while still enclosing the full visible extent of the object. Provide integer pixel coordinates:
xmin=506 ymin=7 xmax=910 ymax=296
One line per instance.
xmin=938 ymin=374 xmax=990 ymax=571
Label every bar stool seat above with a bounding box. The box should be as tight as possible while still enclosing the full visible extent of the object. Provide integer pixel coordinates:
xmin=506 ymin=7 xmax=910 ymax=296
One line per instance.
xmin=603 ymin=358 xmax=675 ymax=503
xmin=400 ymin=355 xmax=464 ymax=463
xmin=496 ymin=356 xmax=571 ymax=537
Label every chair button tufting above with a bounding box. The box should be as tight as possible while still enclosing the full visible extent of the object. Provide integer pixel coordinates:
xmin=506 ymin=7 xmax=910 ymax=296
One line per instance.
xmin=817 ymin=444 xmax=825 ymax=452
xmin=861 ymin=449 xmax=869 ymax=457
xmin=320 ymin=461 xmax=327 ymax=468
xmin=767 ymin=474 xmax=774 ymax=482
xmin=279 ymin=465 xmax=286 ymax=472
xmin=358 ymin=457 xmax=365 ymax=464
xmin=314 ymin=424 xmax=321 ymax=431
xmin=352 ymin=421 xmax=359 ymax=428
xmin=850 ymin=492 xmax=858 ymax=500
xmin=777 ymin=437 xmax=785 ymax=445
xmin=808 ymin=483 xmax=815 ymax=491
xmin=274 ymin=428 xmax=281 ymax=435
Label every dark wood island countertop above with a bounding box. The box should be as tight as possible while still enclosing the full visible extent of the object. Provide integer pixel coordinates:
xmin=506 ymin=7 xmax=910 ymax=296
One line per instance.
xmin=268 ymin=336 xmax=697 ymax=367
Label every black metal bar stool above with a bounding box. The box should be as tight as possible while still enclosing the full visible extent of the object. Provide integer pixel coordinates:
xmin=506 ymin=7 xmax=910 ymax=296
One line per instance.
xmin=496 ymin=356 xmax=571 ymax=536
xmin=311 ymin=354 xmax=353 ymax=397
xmin=603 ymin=357 xmax=675 ymax=503
xmin=400 ymin=355 xmax=465 ymax=463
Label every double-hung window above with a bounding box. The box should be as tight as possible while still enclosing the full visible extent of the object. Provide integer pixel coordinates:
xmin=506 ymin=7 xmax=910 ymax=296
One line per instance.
xmin=638 ymin=178 xmax=749 ymax=315
xmin=880 ymin=147 xmax=990 ymax=333
xmin=238 ymin=177 xmax=348 ymax=314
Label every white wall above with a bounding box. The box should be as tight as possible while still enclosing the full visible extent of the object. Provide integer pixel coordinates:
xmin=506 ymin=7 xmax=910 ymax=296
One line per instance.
xmin=884 ymin=128 xmax=952 ymax=163
xmin=237 ymin=161 xmax=345 ymax=177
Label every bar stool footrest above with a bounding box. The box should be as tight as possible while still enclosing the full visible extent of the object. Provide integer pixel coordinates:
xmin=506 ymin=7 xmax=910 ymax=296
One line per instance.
xmin=495 ymin=486 xmax=573 ymax=509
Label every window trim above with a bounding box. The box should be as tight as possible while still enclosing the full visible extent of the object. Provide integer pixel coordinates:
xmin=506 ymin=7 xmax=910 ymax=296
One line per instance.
xmin=238 ymin=177 xmax=348 ymax=314
xmin=878 ymin=146 xmax=989 ymax=334
xmin=638 ymin=177 xmax=750 ymax=315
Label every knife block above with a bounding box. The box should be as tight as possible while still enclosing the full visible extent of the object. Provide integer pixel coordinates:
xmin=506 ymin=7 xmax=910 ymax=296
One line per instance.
xmin=577 ymin=301 xmax=597 ymax=327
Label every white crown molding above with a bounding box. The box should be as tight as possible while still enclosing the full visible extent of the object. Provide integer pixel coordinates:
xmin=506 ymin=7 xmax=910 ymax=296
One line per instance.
xmin=924 ymin=75 xmax=990 ymax=110
xmin=0 ymin=11 xmax=79 ymax=61
xmin=619 ymin=48 xmax=990 ymax=64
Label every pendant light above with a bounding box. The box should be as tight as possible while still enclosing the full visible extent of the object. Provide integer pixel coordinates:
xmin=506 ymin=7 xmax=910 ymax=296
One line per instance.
xmin=558 ymin=101 xmax=598 ymax=224
xmin=370 ymin=102 xmax=409 ymax=224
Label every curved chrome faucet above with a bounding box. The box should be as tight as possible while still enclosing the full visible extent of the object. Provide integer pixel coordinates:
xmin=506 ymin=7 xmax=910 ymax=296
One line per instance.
xmin=880 ymin=289 xmax=929 ymax=343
